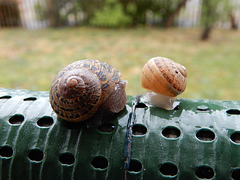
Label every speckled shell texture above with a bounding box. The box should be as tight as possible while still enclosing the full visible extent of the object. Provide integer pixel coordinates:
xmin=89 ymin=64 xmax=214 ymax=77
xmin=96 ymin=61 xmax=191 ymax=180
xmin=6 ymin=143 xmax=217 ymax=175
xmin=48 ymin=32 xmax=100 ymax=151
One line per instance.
xmin=49 ymin=59 xmax=125 ymax=122
xmin=141 ymin=57 xmax=187 ymax=97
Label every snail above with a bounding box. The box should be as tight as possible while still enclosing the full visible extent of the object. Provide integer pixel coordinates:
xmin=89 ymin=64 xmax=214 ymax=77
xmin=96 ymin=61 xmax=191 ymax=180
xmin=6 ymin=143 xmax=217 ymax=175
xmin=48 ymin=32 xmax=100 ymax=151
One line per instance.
xmin=49 ymin=59 xmax=127 ymax=125
xmin=141 ymin=57 xmax=187 ymax=110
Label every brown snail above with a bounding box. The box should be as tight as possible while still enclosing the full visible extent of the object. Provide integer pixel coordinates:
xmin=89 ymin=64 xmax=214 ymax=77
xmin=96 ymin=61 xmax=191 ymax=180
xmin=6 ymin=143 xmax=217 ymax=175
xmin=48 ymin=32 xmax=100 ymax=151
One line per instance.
xmin=49 ymin=59 xmax=127 ymax=124
xmin=141 ymin=57 xmax=187 ymax=110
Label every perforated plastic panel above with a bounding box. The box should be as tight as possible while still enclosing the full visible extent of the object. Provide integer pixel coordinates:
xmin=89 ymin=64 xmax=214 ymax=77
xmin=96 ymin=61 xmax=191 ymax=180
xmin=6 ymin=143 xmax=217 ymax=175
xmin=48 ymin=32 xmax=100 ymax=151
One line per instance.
xmin=0 ymin=88 xmax=240 ymax=180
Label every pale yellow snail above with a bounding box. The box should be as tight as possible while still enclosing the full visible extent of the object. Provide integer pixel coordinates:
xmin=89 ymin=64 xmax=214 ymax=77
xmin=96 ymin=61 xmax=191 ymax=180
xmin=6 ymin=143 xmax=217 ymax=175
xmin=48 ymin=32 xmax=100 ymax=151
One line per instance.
xmin=141 ymin=57 xmax=187 ymax=110
xmin=49 ymin=59 xmax=127 ymax=124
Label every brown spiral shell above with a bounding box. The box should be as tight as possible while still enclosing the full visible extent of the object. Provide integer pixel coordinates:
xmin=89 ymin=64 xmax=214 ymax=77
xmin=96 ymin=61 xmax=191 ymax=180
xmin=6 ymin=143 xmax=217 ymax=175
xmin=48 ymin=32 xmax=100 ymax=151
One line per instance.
xmin=141 ymin=57 xmax=187 ymax=97
xmin=49 ymin=59 xmax=127 ymax=122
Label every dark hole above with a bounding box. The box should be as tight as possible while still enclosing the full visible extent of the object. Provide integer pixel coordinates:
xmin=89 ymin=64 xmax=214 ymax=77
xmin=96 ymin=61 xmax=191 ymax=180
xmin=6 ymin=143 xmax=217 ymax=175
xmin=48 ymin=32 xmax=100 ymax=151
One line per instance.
xmin=28 ymin=149 xmax=44 ymax=162
xmin=0 ymin=146 xmax=13 ymax=158
xmin=162 ymin=127 xmax=181 ymax=139
xmin=232 ymin=168 xmax=240 ymax=180
xmin=196 ymin=129 xmax=215 ymax=142
xmin=0 ymin=95 xmax=12 ymax=99
xmin=159 ymin=162 xmax=178 ymax=176
xmin=23 ymin=97 xmax=37 ymax=101
xmin=173 ymin=105 xmax=180 ymax=110
xmin=97 ymin=123 xmax=115 ymax=133
xmin=128 ymin=159 xmax=142 ymax=173
xmin=226 ymin=109 xmax=240 ymax=115
xmin=230 ymin=132 xmax=240 ymax=144
xmin=195 ymin=166 xmax=214 ymax=179
xmin=132 ymin=124 xmax=147 ymax=136
xmin=59 ymin=153 xmax=75 ymax=165
xmin=196 ymin=105 xmax=210 ymax=112
xmin=136 ymin=103 xmax=147 ymax=108
xmin=8 ymin=114 xmax=24 ymax=125
xmin=37 ymin=116 xmax=54 ymax=127
xmin=91 ymin=156 xmax=108 ymax=169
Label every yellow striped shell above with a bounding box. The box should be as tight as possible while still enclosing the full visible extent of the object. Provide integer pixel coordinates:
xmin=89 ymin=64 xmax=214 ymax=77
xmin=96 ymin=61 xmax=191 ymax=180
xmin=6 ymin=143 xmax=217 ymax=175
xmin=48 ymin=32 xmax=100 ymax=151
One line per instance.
xmin=141 ymin=57 xmax=187 ymax=97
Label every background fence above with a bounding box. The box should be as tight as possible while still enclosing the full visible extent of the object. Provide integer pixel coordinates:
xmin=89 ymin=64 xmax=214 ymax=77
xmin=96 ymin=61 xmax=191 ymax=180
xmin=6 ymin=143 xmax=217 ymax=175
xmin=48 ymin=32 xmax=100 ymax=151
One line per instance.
xmin=1 ymin=0 xmax=240 ymax=29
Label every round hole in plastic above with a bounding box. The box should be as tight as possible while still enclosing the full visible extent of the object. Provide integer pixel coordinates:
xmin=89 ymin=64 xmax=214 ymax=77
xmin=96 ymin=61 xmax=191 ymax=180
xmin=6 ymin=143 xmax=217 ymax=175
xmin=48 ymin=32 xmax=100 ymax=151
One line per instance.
xmin=230 ymin=132 xmax=240 ymax=144
xmin=196 ymin=105 xmax=210 ymax=112
xmin=8 ymin=114 xmax=24 ymax=125
xmin=173 ymin=105 xmax=181 ymax=110
xmin=232 ymin=168 xmax=240 ymax=180
xmin=195 ymin=165 xmax=214 ymax=179
xmin=226 ymin=109 xmax=240 ymax=115
xmin=37 ymin=116 xmax=54 ymax=127
xmin=162 ymin=126 xmax=181 ymax=139
xmin=59 ymin=152 xmax=75 ymax=165
xmin=0 ymin=95 xmax=12 ymax=99
xmin=28 ymin=149 xmax=44 ymax=162
xmin=132 ymin=124 xmax=147 ymax=136
xmin=91 ymin=156 xmax=108 ymax=169
xmin=97 ymin=123 xmax=115 ymax=133
xmin=159 ymin=162 xmax=178 ymax=177
xmin=128 ymin=159 xmax=142 ymax=173
xmin=23 ymin=97 xmax=37 ymax=101
xmin=196 ymin=129 xmax=215 ymax=142
xmin=136 ymin=103 xmax=147 ymax=108
xmin=0 ymin=146 xmax=13 ymax=158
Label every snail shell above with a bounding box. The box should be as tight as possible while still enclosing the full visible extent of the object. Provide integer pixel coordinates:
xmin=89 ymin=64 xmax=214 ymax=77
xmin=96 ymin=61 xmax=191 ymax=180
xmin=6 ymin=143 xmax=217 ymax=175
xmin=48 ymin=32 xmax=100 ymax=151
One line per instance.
xmin=141 ymin=57 xmax=187 ymax=97
xmin=141 ymin=57 xmax=187 ymax=109
xmin=49 ymin=59 xmax=127 ymax=122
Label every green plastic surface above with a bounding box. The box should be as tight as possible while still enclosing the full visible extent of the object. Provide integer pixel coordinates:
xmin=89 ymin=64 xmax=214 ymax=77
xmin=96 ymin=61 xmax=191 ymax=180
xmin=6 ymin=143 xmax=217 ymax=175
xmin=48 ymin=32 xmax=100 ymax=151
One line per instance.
xmin=0 ymin=88 xmax=240 ymax=179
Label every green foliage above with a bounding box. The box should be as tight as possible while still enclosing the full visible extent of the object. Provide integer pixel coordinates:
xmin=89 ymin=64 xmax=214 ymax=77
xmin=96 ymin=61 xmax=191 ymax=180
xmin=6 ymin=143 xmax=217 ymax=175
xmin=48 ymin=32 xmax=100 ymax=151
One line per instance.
xmin=90 ymin=0 xmax=132 ymax=28
xmin=122 ymin=0 xmax=153 ymax=26
xmin=125 ymin=2 xmax=137 ymax=15
xmin=80 ymin=0 xmax=105 ymax=24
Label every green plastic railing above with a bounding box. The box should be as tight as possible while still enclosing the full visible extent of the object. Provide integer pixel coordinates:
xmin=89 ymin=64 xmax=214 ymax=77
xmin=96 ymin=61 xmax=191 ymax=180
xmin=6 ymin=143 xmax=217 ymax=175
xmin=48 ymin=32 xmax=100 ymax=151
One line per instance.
xmin=0 ymin=88 xmax=240 ymax=180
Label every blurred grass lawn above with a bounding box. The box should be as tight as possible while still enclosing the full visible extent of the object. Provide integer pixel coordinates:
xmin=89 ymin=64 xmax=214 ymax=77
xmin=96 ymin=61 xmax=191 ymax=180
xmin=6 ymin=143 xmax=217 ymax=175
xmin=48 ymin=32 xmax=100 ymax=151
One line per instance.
xmin=0 ymin=27 xmax=239 ymax=100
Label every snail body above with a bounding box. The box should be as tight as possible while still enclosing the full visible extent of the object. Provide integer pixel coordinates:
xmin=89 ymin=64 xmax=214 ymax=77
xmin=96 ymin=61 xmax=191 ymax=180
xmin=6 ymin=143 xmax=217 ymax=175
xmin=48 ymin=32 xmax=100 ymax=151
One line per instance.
xmin=141 ymin=57 xmax=187 ymax=110
xmin=50 ymin=59 xmax=127 ymax=123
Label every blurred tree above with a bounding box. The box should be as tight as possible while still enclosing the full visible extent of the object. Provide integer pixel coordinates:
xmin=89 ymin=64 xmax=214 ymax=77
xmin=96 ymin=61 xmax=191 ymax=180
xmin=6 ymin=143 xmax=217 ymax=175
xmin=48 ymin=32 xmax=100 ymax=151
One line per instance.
xmin=126 ymin=0 xmax=187 ymax=28
xmin=230 ymin=12 xmax=238 ymax=30
xmin=164 ymin=0 xmax=187 ymax=27
xmin=200 ymin=0 xmax=231 ymax=40
xmin=120 ymin=0 xmax=188 ymax=27
xmin=151 ymin=0 xmax=188 ymax=27
xmin=34 ymin=0 xmax=239 ymax=32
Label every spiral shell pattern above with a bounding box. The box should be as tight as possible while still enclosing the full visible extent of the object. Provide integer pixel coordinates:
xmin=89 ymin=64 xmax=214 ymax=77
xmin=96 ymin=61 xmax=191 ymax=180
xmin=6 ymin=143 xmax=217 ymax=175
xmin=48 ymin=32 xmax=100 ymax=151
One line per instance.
xmin=49 ymin=59 xmax=121 ymax=122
